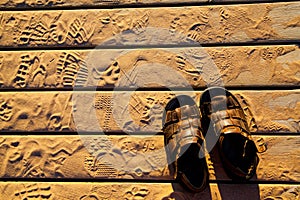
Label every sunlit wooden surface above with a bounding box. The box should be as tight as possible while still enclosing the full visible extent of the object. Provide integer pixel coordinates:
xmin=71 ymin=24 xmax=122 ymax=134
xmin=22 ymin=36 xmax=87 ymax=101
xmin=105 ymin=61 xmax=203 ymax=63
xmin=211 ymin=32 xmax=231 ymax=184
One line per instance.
xmin=0 ymin=0 xmax=299 ymax=199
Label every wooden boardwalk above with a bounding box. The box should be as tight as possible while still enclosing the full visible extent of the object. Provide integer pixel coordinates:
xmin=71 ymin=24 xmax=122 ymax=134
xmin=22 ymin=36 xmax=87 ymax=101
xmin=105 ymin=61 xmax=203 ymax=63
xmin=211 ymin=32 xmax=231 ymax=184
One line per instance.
xmin=0 ymin=1 xmax=299 ymax=199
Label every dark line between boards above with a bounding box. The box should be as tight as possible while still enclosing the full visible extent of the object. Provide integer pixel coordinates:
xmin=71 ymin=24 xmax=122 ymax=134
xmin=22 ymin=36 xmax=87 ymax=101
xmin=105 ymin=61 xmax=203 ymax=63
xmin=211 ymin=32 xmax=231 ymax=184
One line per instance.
xmin=0 ymin=178 xmax=299 ymax=185
xmin=0 ymin=0 xmax=299 ymax=11
xmin=0 ymin=85 xmax=299 ymax=92
xmin=0 ymin=41 xmax=299 ymax=51
xmin=0 ymin=131 xmax=298 ymax=136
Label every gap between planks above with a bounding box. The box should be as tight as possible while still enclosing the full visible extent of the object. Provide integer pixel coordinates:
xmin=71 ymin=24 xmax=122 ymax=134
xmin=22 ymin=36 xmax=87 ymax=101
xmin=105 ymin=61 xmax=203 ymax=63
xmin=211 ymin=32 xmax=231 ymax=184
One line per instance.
xmin=0 ymin=0 xmax=300 ymax=11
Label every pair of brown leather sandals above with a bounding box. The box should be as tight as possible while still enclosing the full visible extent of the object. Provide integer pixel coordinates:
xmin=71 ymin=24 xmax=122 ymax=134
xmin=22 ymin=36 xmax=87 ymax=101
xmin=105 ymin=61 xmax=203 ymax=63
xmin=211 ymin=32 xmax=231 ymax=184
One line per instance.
xmin=162 ymin=87 xmax=259 ymax=192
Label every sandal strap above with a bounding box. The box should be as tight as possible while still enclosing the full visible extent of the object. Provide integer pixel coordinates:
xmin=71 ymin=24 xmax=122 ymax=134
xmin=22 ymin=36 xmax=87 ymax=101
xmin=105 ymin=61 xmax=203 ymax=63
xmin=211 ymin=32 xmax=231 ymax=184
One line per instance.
xmin=205 ymin=94 xmax=251 ymax=139
xmin=211 ymin=108 xmax=250 ymax=138
xmin=163 ymin=104 xmax=204 ymax=153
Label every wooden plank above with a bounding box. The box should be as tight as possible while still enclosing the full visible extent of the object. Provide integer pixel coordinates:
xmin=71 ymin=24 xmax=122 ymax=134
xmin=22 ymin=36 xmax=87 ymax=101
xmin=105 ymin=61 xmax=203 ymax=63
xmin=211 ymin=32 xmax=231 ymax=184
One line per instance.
xmin=0 ymin=0 xmax=283 ymax=8
xmin=0 ymin=45 xmax=299 ymax=89
xmin=0 ymin=135 xmax=299 ymax=182
xmin=0 ymin=182 xmax=298 ymax=199
xmin=0 ymin=2 xmax=300 ymax=47
xmin=0 ymin=90 xmax=298 ymax=133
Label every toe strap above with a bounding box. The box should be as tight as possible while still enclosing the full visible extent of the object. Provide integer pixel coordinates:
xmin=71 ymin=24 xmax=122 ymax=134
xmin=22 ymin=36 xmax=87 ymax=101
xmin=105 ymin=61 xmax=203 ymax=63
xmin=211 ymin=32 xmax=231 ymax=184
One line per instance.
xmin=211 ymin=108 xmax=251 ymax=139
xmin=163 ymin=104 xmax=204 ymax=158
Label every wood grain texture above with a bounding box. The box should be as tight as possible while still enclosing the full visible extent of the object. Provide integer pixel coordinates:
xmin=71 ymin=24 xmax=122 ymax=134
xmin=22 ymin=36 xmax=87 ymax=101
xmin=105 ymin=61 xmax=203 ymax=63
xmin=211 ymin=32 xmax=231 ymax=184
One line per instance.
xmin=0 ymin=45 xmax=299 ymax=89
xmin=0 ymin=0 xmax=285 ymax=9
xmin=0 ymin=90 xmax=298 ymax=133
xmin=0 ymin=182 xmax=299 ymax=200
xmin=0 ymin=2 xmax=300 ymax=47
xmin=0 ymin=135 xmax=299 ymax=182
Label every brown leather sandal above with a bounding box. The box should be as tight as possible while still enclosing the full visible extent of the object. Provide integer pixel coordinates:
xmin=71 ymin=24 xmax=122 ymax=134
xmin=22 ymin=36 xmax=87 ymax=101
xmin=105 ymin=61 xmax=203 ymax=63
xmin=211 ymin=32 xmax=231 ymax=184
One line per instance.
xmin=162 ymin=95 xmax=208 ymax=192
xmin=200 ymin=87 xmax=259 ymax=180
